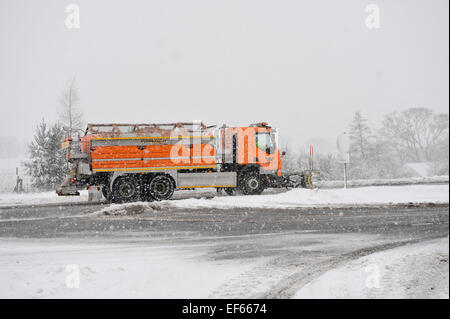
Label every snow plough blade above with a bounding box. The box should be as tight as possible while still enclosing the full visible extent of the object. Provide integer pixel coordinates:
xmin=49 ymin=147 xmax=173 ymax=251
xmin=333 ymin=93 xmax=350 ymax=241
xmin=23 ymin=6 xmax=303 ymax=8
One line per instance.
xmin=281 ymin=170 xmax=320 ymax=189
xmin=56 ymin=190 xmax=80 ymax=196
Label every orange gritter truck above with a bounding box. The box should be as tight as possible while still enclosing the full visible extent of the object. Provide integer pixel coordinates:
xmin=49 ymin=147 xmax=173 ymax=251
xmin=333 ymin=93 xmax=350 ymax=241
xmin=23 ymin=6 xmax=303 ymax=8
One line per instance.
xmin=57 ymin=122 xmax=315 ymax=203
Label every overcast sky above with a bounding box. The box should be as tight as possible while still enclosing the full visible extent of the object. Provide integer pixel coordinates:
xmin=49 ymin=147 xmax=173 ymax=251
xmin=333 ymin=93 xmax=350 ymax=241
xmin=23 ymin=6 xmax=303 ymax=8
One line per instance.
xmin=0 ymin=0 xmax=448 ymax=153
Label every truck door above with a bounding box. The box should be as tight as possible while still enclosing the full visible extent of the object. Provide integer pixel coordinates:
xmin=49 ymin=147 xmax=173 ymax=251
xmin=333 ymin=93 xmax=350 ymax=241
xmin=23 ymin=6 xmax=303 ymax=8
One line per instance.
xmin=255 ymin=132 xmax=278 ymax=170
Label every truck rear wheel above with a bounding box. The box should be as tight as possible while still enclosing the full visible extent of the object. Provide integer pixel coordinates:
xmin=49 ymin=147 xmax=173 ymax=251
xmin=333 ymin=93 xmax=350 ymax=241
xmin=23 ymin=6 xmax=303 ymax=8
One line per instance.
xmin=240 ymin=173 xmax=265 ymax=195
xmin=148 ymin=175 xmax=175 ymax=201
xmin=101 ymin=185 xmax=111 ymax=201
xmin=111 ymin=176 xmax=140 ymax=203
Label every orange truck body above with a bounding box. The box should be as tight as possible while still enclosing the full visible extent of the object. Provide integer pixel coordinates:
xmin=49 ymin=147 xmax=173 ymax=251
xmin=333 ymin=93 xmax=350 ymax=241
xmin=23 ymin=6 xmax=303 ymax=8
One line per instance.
xmin=58 ymin=122 xmax=298 ymax=202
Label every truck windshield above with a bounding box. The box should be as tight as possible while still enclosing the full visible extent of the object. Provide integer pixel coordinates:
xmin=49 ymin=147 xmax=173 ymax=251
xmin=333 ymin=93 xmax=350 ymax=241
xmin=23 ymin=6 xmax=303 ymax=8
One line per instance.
xmin=255 ymin=132 xmax=275 ymax=154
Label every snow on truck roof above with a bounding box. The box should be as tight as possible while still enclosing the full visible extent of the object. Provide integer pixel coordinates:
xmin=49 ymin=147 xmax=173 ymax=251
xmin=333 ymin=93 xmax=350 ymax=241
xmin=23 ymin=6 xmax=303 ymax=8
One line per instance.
xmin=85 ymin=122 xmax=216 ymax=137
xmin=84 ymin=122 xmax=273 ymax=138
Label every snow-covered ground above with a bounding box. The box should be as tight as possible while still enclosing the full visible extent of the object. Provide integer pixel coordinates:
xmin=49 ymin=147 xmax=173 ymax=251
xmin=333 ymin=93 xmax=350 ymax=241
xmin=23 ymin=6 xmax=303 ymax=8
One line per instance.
xmin=317 ymin=175 xmax=449 ymax=188
xmin=0 ymin=157 xmax=29 ymax=193
xmin=0 ymin=190 xmax=89 ymax=207
xmin=0 ymin=238 xmax=257 ymax=299
xmin=294 ymin=237 xmax=449 ymax=299
xmin=165 ymin=184 xmax=449 ymax=209
xmin=1 ymin=184 xmax=448 ymax=210
xmin=1 ymin=236 xmax=447 ymax=299
xmin=91 ymin=184 xmax=449 ymax=216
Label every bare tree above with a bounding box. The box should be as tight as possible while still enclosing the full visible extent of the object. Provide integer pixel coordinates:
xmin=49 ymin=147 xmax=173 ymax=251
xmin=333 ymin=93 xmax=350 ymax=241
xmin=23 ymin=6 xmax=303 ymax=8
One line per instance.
xmin=380 ymin=108 xmax=449 ymax=163
xmin=59 ymin=76 xmax=83 ymax=137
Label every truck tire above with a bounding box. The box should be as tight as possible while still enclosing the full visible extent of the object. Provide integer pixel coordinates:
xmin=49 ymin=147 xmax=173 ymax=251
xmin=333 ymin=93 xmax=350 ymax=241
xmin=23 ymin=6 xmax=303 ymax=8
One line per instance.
xmin=111 ymin=176 xmax=140 ymax=203
xmin=240 ymin=173 xmax=265 ymax=195
xmin=224 ymin=187 xmax=236 ymax=196
xmin=141 ymin=190 xmax=155 ymax=202
xmin=148 ymin=175 xmax=175 ymax=201
xmin=101 ymin=185 xmax=111 ymax=201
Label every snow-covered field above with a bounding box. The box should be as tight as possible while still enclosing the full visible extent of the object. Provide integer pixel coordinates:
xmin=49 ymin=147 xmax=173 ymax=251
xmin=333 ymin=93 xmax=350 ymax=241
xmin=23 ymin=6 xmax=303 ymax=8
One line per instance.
xmin=0 ymin=157 xmax=28 ymax=193
xmin=294 ymin=237 xmax=449 ymax=299
xmin=0 ymin=190 xmax=89 ymax=207
xmin=165 ymin=184 xmax=449 ymax=209
xmin=317 ymin=175 xmax=449 ymax=188
xmin=0 ymin=184 xmax=448 ymax=210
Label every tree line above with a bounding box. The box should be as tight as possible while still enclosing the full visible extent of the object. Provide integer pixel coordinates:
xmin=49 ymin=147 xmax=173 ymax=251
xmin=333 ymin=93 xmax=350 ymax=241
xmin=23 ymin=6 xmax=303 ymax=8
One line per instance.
xmin=283 ymin=108 xmax=449 ymax=180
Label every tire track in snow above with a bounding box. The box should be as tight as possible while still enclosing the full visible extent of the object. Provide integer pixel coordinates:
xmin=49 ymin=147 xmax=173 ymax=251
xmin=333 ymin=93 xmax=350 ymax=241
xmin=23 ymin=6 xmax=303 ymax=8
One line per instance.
xmin=208 ymin=256 xmax=300 ymax=298
xmin=209 ymin=235 xmax=446 ymax=299
xmin=261 ymin=236 xmax=446 ymax=299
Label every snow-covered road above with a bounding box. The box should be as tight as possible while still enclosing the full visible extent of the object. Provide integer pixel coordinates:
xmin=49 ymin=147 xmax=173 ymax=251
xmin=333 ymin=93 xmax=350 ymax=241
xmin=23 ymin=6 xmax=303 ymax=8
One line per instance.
xmin=1 ymin=234 xmax=447 ymax=299
xmin=0 ymin=184 xmax=448 ymax=299
xmin=294 ymin=237 xmax=449 ymax=299
xmin=0 ymin=238 xmax=256 ymax=298
xmin=0 ymin=203 xmax=448 ymax=298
